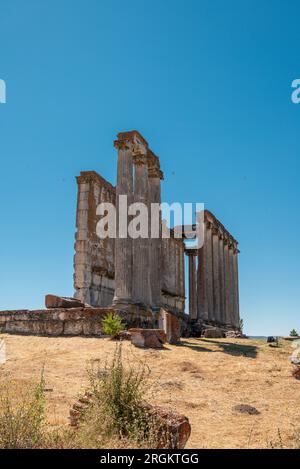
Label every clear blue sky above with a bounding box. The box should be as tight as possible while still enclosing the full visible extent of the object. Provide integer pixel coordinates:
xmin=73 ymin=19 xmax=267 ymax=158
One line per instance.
xmin=0 ymin=0 xmax=299 ymax=336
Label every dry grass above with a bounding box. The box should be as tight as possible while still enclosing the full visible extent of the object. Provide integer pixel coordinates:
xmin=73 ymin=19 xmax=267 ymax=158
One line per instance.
xmin=0 ymin=334 xmax=299 ymax=448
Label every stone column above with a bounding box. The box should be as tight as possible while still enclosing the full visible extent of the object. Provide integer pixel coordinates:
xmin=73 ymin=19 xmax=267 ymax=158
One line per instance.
xmin=148 ymin=158 xmax=163 ymax=310
xmin=132 ymin=150 xmax=151 ymax=307
xmin=197 ymin=221 xmax=214 ymax=322
xmin=228 ymin=243 xmax=236 ymax=327
xmin=223 ymin=238 xmax=231 ymax=326
xmin=186 ymin=249 xmax=197 ymax=320
xmin=212 ymin=227 xmax=221 ymax=324
xmin=113 ymin=137 xmax=134 ymax=305
xmin=232 ymin=245 xmax=240 ymax=328
xmin=218 ymin=233 xmax=226 ymax=325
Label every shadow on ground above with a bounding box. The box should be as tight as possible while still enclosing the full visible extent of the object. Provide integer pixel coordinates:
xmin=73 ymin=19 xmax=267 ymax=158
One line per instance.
xmin=180 ymin=339 xmax=258 ymax=358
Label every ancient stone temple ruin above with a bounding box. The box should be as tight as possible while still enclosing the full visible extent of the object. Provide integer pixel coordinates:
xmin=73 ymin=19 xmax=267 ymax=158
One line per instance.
xmin=0 ymin=130 xmax=240 ymax=337
xmin=74 ymin=130 xmax=240 ymax=331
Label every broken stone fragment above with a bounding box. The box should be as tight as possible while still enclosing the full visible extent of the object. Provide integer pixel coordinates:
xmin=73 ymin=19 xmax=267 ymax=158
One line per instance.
xmin=142 ymin=402 xmax=191 ymax=449
xmin=129 ymin=328 xmax=167 ymax=349
xmin=45 ymin=294 xmax=88 ymax=309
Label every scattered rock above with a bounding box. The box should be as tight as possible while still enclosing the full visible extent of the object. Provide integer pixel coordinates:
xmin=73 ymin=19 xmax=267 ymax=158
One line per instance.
xmin=292 ymin=365 xmax=300 ymax=380
xmin=45 ymin=294 xmax=87 ymax=309
xmin=232 ymin=404 xmax=260 ymax=415
xmin=202 ymin=327 xmax=224 ymax=339
xmin=129 ymin=328 xmax=167 ymax=349
xmin=115 ymin=330 xmax=132 ymax=341
xmin=142 ymin=402 xmax=191 ymax=449
xmin=158 ymin=309 xmax=181 ymax=344
xmin=226 ymin=330 xmax=248 ymax=339
xmin=157 ymin=380 xmax=184 ymax=390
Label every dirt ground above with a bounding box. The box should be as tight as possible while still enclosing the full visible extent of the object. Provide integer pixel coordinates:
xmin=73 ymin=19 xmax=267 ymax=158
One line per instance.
xmin=0 ymin=334 xmax=299 ymax=449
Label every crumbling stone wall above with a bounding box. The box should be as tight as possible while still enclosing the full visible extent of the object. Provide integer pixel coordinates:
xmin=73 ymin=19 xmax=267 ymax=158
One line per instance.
xmin=74 ymin=171 xmax=116 ymax=307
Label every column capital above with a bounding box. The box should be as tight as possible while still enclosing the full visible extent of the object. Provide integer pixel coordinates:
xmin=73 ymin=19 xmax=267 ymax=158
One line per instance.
xmin=147 ymin=149 xmax=164 ymax=179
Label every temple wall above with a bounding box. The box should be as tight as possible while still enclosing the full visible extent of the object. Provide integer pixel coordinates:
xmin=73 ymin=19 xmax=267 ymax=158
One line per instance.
xmin=74 ymin=171 xmax=116 ymax=307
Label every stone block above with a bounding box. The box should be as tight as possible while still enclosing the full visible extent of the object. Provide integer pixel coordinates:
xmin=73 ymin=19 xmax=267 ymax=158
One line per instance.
xmin=158 ymin=309 xmax=181 ymax=344
xmin=202 ymin=327 xmax=224 ymax=338
xmin=129 ymin=328 xmax=167 ymax=349
xmin=63 ymin=320 xmax=83 ymax=335
xmin=45 ymin=295 xmax=85 ymax=309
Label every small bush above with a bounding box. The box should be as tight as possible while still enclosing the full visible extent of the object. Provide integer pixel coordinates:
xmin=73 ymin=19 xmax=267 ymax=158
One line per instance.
xmin=290 ymin=329 xmax=299 ymax=337
xmin=102 ymin=312 xmax=124 ymax=339
xmin=0 ymin=374 xmax=45 ymax=449
xmin=79 ymin=344 xmax=152 ymax=446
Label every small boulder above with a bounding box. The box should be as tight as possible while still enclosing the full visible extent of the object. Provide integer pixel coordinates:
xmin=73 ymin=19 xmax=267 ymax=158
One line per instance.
xmin=129 ymin=328 xmax=167 ymax=349
xmin=45 ymin=294 xmax=86 ymax=309
xmin=142 ymin=402 xmax=191 ymax=449
xmin=232 ymin=404 xmax=260 ymax=415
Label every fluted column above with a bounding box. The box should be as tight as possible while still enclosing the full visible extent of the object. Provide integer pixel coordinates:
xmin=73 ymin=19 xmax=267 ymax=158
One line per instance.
xmin=197 ymin=221 xmax=214 ymax=321
xmin=218 ymin=233 xmax=226 ymax=324
xmin=228 ymin=243 xmax=236 ymax=327
xmin=186 ymin=249 xmax=197 ymax=320
xmin=148 ymin=157 xmax=163 ymax=310
xmin=132 ymin=151 xmax=151 ymax=307
xmin=113 ymin=137 xmax=133 ymax=305
xmin=212 ymin=227 xmax=221 ymax=323
xmin=232 ymin=245 xmax=240 ymax=328
xmin=223 ymin=238 xmax=231 ymax=326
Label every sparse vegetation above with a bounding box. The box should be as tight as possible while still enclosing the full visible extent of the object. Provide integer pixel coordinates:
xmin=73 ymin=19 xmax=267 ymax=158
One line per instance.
xmin=0 ymin=373 xmax=45 ymax=449
xmin=102 ymin=312 xmax=124 ymax=339
xmin=239 ymin=318 xmax=244 ymax=332
xmin=290 ymin=329 xmax=299 ymax=337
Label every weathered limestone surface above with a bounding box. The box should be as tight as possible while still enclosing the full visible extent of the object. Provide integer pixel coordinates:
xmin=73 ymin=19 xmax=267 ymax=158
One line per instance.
xmin=148 ymin=150 xmax=163 ymax=309
xmin=74 ymin=171 xmax=115 ymax=307
xmin=162 ymin=237 xmax=185 ymax=314
xmin=45 ymin=294 xmax=86 ymax=309
xmin=132 ymin=145 xmax=151 ymax=307
xmin=0 ymin=307 xmax=158 ymax=337
xmin=202 ymin=327 xmax=224 ymax=338
xmin=158 ymin=308 xmax=181 ymax=344
xmin=129 ymin=328 xmax=167 ymax=349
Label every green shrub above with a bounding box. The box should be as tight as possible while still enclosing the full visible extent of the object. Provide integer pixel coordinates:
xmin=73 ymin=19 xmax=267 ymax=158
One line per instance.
xmin=0 ymin=373 xmax=45 ymax=449
xmin=290 ymin=329 xmax=298 ymax=337
xmin=102 ymin=312 xmax=124 ymax=339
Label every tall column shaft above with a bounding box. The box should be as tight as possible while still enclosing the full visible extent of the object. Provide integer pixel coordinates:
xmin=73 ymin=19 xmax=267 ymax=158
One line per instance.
xmin=187 ymin=251 xmax=197 ymax=319
xmin=132 ymin=155 xmax=151 ymax=307
xmin=113 ymin=142 xmax=133 ymax=304
xmin=223 ymin=240 xmax=231 ymax=326
xmin=148 ymin=175 xmax=162 ymax=309
xmin=233 ymin=248 xmax=240 ymax=328
xmin=228 ymin=245 xmax=235 ymax=327
xmin=212 ymin=229 xmax=221 ymax=323
xmin=197 ymin=222 xmax=214 ymax=321
xmin=218 ymin=235 xmax=226 ymax=324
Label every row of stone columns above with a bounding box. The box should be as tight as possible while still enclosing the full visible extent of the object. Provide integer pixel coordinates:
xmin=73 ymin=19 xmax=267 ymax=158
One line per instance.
xmin=186 ymin=216 xmax=240 ymax=329
xmin=113 ymin=131 xmax=163 ymax=310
